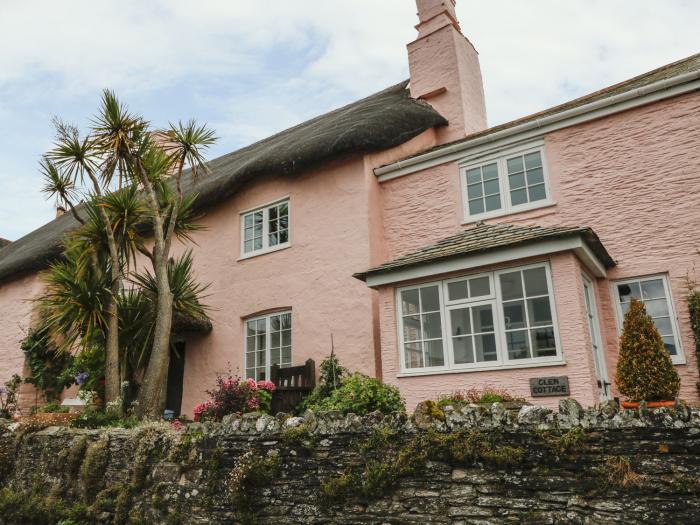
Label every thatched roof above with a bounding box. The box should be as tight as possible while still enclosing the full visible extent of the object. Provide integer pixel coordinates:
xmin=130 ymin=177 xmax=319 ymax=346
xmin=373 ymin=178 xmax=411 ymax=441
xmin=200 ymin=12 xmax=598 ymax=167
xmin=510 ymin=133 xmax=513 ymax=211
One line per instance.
xmin=0 ymin=81 xmax=446 ymax=283
xmin=0 ymin=239 xmax=10 ymax=248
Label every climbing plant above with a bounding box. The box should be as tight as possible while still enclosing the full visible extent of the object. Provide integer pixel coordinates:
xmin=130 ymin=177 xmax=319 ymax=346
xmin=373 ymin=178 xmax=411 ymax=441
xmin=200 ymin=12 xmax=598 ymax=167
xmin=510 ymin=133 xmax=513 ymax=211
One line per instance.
xmin=21 ymin=326 xmax=74 ymax=401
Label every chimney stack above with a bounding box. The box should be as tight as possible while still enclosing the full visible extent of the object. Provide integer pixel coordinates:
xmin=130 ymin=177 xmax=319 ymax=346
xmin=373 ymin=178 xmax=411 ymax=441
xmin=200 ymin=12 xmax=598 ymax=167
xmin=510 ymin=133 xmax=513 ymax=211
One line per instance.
xmin=56 ymin=206 xmax=66 ymax=218
xmin=408 ymin=0 xmax=487 ymax=143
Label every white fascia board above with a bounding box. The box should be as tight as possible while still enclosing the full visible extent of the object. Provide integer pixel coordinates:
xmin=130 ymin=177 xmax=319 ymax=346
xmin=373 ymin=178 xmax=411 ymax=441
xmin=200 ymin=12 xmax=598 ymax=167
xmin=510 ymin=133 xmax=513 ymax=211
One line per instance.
xmin=365 ymin=236 xmax=607 ymax=287
xmin=376 ymin=73 xmax=700 ymax=182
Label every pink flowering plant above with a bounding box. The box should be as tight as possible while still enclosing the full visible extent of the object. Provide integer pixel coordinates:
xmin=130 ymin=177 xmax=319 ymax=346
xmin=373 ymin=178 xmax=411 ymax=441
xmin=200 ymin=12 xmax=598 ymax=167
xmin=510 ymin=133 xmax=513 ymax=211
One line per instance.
xmin=193 ymin=373 xmax=276 ymax=421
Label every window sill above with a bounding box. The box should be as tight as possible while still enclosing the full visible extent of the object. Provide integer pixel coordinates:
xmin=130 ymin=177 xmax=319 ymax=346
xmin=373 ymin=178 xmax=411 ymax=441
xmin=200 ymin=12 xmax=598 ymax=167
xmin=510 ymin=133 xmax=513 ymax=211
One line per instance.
xmin=462 ymin=200 xmax=556 ymax=226
xmin=238 ymin=243 xmax=291 ymax=261
xmin=397 ymin=357 xmax=566 ymax=378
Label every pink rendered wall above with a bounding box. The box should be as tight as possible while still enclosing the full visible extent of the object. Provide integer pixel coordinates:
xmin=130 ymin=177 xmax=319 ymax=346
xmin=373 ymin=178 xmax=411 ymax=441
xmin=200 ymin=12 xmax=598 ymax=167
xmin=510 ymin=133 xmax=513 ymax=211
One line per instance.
xmin=377 ymin=253 xmax=600 ymax=410
xmin=176 ymin=155 xmax=378 ymax=417
xmin=0 ymin=273 xmax=44 ymax=412
xmin=378 ymin=91 xmax=700 ymax=406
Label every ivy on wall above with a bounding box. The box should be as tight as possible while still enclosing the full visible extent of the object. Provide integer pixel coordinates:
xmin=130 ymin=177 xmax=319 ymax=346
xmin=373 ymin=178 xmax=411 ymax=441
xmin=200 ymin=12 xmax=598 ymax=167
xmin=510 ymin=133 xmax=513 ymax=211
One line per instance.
xmin=21 ymin=326 xmax=74 ymax=401
xmin=688 ymin=287 xmax=700 ymax=395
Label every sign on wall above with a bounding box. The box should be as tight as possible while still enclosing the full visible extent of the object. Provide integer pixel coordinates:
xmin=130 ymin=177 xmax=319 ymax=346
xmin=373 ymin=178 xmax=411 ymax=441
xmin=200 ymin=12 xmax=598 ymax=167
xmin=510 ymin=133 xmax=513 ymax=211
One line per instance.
xmin=529 ymin=376 xmax=570 ymax=397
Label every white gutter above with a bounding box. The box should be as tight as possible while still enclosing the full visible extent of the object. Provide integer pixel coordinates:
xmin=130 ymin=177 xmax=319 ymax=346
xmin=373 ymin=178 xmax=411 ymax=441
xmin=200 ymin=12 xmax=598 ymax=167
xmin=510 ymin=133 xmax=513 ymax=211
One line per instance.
xmin=376 ymin=69 xmax=700 ymax=181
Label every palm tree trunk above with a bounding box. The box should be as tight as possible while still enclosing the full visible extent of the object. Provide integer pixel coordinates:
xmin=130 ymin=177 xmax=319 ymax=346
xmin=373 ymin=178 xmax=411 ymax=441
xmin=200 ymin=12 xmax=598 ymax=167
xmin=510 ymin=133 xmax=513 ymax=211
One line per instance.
xmin=135 ymin=167 xmax=174 ymax=419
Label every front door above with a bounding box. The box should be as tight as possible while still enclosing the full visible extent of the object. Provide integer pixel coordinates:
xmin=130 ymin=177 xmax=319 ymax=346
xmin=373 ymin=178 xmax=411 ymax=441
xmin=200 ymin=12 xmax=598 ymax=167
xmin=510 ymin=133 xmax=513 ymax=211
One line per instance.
xmin=582 ymin=275 xmax=611 ymax=400
xmin=165 ymin=342 xmax=186 ymax=417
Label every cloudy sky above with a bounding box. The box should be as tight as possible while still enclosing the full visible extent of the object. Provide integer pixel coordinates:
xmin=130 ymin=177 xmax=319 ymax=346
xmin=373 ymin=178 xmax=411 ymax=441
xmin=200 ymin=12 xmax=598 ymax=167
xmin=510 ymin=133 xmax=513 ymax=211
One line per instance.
xmin=0 ymin=0 xmax=698 ymax=240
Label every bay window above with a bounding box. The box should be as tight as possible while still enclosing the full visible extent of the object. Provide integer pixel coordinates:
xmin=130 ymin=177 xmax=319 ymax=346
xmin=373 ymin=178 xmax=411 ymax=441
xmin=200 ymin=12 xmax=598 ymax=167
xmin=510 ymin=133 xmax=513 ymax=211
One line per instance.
xmin=397 ymin=263 xmax=561 ymax=374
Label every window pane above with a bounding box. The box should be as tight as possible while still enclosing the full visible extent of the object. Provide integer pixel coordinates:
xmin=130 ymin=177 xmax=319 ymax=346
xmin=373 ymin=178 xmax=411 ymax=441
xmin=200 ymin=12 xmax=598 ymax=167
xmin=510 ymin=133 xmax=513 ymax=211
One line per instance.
xmin=506 ymin=156 xmax=524 ymax=174
xmin=453 ymin=337 xmax=474 ymax=364
xmin=245 ymin=352 xmax=255 ymax=368
xmin=448 ymin=280 xmax=469 ymax=301
xmin=280 ymin=215 xmax=288 ymax=229
xmin=257 ymin=350 xmax=266 ymax=366
xmin=524 ymin=152 xmax=542 ymax=170
xmin=269 ymin=220 xmax=278 ymax=233
xmin=403 ymin=316 xmax=421 ymax=341
xmin=617 ymin=283 xmax=641 ymax=302
xmin=404 ymin=342 xmax=423 ymax=368
xmin=450 ymin=308 xmax=471 ymax=336
xmin=422 ymin=312 xmax=442 ymax=339
xmin=401 ymin=289 xmax=420 ymax=315
xmin=254 ymin=237 xmax=263 ymax=250
xmin=469 ymin=277 xmax=490 ymax=297
xmin=652 ymin=317 xmax=673 ymax=336
xmin=641 ymin=279 xmax=665 ymax=300
xmin=269 ymin=206 xmax=277 ymax=220
xmin=281 ymin=346 xmax=292 ymax=363
xmin=467 ymin=183 xmax=483 ymax=199
xmin=421 ymin=286 xmax=440 ymax=312
xmin=245 ymin=368 xmax=254 ymax=380
xmin=509 ymin=172 xmax=526 ymax=189
xmin=466 ymin=168 xmax=481 ymax=185
xmin=246 ymin=321 xmax=256 ymax=337
xmin=271 ymin=331 xmax=280 ymax=348
xmin=469 ymin=199 xmax=485 ymax=215
xmin=281 ymin=330 xmax=292 ymax=347
xmin=482 ymin=163 xmax=498 ymax=180
xmin=507 ymin=330 xmax=530 ymax=359
xmin=483 ymin=178 xmax=500 ymax=195
xmin=527 ymin=297 xmax=552 ymax=327
xmin=424 ymin=340 xmax=445 ymax=367
xmin=279 ymin=229 xmax=289 ymax=243
xmin=280 ymin=313 xmax=291 ymax=329
xmin=645 ymin=298 xmax=669 ymax=317
xmin=279 ymin=202 xmax=288 ymax=216
xmin=662 ymin=336 xmax=677 ymax=355
xmin=503 ymin=301 xmax=526 ymax=329
xmin=254 ymin=211 xmax=263 ymax=224
xmin=269 ymin=232 xmax=279 ymax=246
xmin=475 ymin=333 xmax=498 ymax=362
xmin=485 ymin=194 xmax=501 ymax=212
xmin=244 ymin=240 xmax=254 ymax=253
xmin=526 ymin=167 xmax=544 ymax=185
xmin=472 ymin=305 xmax=494 ymax=332
xmin=500 ymin=272 xmax=523 ymax=300
xmin=523 ymin=267 xmax=548 ymax=296
xmin=270 ymin=348 xmax=281 ymax=366
xmin=510 ymin=188 xmax=527 ymax=206
xmin=528 ymin=184 xmax=546 ymax=202
xmin=531 ymin=327 xmax=556 ymax=357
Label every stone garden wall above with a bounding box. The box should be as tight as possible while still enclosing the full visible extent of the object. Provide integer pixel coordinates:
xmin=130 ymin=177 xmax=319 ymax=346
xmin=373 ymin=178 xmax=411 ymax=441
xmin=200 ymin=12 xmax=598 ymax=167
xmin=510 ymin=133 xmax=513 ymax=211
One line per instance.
xmin=1 ymin=400 xmax=699 ymax=524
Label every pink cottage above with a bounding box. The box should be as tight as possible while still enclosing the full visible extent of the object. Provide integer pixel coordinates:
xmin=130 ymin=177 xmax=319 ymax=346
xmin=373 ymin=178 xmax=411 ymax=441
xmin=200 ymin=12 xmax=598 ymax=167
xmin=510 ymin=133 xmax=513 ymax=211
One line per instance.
xmin=1 ymin=0 xmax=699 ymax=415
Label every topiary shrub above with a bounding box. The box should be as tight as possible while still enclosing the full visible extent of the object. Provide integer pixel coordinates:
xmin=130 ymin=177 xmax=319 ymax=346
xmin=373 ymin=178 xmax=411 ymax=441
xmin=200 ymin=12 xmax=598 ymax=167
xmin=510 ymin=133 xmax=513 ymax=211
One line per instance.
xmin=615 ymin=298 xmax=680 ymax=402
xmin=305 ymin=373 xmax=405 ymax=415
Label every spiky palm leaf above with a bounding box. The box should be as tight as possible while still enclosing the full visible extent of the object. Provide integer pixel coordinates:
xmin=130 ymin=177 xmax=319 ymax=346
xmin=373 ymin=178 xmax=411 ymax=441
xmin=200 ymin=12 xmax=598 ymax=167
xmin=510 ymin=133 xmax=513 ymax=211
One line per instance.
xmin=131 ymin=250 xmax=210 ymax=320
xmin=118 ymin=288 xmax=156 ymax=376
xmin=46 ymin=118 xmax=99 ymax=185
xmin=165 ymin=120 xmax=217 ymax=179
xmin=40 ymin=157 xmax=79 ymax=207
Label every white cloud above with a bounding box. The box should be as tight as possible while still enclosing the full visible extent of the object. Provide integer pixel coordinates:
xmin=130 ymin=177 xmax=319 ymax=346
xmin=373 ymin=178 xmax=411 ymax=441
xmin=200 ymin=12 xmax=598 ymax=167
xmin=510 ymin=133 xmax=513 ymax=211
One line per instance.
xmin=0 ymin=0 xmax=698 ymax=239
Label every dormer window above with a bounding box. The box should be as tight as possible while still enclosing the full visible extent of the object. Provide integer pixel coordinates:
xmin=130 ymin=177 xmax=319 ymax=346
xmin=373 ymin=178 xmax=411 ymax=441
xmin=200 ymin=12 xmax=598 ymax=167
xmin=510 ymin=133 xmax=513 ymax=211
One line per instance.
xmin=461 ymin=145 xmax=552 ymax=222
xmin=240 ymin=199 xmax=290 ymax=258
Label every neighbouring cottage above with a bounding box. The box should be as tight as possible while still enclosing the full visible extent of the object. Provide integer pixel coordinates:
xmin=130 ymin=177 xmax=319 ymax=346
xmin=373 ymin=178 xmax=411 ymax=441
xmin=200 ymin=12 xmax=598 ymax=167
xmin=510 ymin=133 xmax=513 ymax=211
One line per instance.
xmin=1 ymin=0 xmax=699 ymax=416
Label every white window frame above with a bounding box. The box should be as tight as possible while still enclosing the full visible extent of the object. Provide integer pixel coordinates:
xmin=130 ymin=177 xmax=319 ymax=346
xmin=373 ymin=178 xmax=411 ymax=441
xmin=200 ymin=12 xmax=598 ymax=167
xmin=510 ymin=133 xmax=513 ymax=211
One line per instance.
xmin=244 ymin=310 xmax=293 ymax=380
xmin=611 ymin=274 xmax=685 ymax=365
xmin=396 ymin=261 xmax=564 ymax=376
xmin=239 ymin=197 xmax=291 ymax=259
xmin=459 ymin=143 xmax=554 ymax=224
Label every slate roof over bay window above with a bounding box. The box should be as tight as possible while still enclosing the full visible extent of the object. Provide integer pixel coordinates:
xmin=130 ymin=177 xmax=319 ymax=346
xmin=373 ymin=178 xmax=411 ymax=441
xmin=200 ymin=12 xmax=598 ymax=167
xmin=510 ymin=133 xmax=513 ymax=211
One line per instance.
xmin=355 ymin=223 xmax=615 ymax=286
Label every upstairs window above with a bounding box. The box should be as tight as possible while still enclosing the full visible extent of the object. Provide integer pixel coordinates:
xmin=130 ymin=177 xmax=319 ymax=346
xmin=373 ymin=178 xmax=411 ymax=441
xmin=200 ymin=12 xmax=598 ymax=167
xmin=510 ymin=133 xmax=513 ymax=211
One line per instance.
xmin=461 ymin=146 xmax=551 ymax=221
xmin=614 ymin=275 xmax=684 ymax=364
xmin=241 ymin=199 xmax=289 ymax=257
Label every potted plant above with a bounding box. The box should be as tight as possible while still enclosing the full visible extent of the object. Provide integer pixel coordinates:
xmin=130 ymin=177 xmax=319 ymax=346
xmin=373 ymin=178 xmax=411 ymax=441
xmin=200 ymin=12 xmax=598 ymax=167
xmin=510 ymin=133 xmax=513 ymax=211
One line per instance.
xmin=615 ymin=298 xmax=680 ymax=408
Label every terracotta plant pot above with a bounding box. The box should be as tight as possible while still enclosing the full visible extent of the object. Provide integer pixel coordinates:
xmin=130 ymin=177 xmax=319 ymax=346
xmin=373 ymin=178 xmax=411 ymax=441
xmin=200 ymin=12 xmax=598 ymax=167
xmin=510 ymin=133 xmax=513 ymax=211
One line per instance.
xmin=620 ymin=400 xmax=676 ymax=409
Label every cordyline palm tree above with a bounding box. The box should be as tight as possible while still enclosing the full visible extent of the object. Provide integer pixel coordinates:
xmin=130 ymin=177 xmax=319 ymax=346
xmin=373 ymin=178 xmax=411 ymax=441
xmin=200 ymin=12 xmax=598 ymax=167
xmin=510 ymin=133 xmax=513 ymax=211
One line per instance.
xmin=42 ymin=90 xmax=216 ymax=417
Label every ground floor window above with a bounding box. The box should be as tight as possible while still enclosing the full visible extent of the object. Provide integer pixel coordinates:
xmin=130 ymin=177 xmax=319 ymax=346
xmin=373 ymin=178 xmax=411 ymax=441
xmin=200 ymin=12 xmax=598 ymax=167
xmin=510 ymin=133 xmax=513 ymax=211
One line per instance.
xmin=397 ymin=262 xmax=562 ymax=374
xmin=245 ymin=311 xmax=292 ymax=380
xmin=613 ymin=275 xmax=684 ymax=364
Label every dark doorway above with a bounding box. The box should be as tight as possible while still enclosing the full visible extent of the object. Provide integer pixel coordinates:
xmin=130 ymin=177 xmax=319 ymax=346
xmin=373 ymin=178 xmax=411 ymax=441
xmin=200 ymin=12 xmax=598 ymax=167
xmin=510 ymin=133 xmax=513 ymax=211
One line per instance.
xmin=165 ymin=342 xmax=186 ymax=417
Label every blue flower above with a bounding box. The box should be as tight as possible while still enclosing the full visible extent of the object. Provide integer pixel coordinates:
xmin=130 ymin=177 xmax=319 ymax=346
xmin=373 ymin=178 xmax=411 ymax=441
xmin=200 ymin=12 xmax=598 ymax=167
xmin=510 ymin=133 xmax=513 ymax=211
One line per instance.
xmin=75 ymin=372 xmax=89 ymax=385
